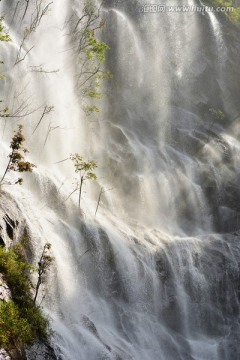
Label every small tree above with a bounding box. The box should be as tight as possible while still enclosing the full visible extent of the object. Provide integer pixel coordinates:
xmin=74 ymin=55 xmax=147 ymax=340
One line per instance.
xmin=15 ymin=1 xmax=53 ymax=65
xmin=0 ymin=124 xmax=36 ymax=186
xmin=33 ymin=243 xmax=54 ymax=305
xmin=70 ymin=153 xmax=97 ymax=208
xmin=80 ymin=28 xmax=111 ymax=113
xmin=71 ymin=1 xmax=112 ymax=114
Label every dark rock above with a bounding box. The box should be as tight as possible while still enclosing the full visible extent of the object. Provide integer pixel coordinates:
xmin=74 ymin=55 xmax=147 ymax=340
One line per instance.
xmin=81 ymin=315 xmax=99 ymax=337
xmin=81 ymin=315 xmax=112 ymax=352
xmin=0 ymin=275 xmax=11 ymax=302
xmin=26 ymin=341 xmax=58 ymax=360
xmin=4 ymin=214 xmax=16 ymax=241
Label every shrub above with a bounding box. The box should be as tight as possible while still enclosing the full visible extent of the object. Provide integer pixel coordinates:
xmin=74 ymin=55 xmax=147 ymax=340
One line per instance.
xmin=0 ymin=245 xmax=51 ymax=356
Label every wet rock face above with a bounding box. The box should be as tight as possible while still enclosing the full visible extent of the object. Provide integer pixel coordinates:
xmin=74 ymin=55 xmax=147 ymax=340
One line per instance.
xmin=0 ymin=192 xmax=34 ymax=263
xmin=0 ymin=275 xmax=11 ymax=302
xmin=0 ymin=194 xmax=57 ymax=360
xmin=0 ymin=349 xmax=11 ymax=360
xmin=0 ymin=192 xmax=24 ymax=247
xmin=26 ymin=342 xmax=58 ymax=360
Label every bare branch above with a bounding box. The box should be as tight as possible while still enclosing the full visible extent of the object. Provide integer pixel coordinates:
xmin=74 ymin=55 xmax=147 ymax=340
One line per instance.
xmin=54 ymin=157 xmax=70 ymax=165
xmin=62 ymin=188 xmax=78 ymax=203
xmin=79 ymin=249 xmax=90 ymax=259
xmin=95 ymin=187 xmax=103 ymax=217
xmin=21 ymin=0 xmax=30 ymax=24
xmin=95 ymin=186 xmax=114 ymax=217
xmin=15 ymin=1 xmax=53 ymax=65
xmin=43 ymin=123 xmax=60 ymax=147
xmin=32 ymin=105 xmax=54 ymax=135
xmin=11 ymin=1 xmax=20 ymax=24
xmin=15 ymin=44 xmax=34 ymax=65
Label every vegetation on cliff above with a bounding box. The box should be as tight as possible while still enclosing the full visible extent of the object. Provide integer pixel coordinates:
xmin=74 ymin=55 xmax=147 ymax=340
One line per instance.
xmin=207 ymin=0 xmax=240 ymax=25
xmin=0 ymin=243 xmax=52 ymax=359
xmin=0 ymin=125 xmax=36 ymax=187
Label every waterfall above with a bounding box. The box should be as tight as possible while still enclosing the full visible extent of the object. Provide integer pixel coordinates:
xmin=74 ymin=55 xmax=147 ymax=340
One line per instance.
xmin=199 ymin=0 xmax=227 ymax=60
xmin=1 ymin=0 xmax=240 ymax=359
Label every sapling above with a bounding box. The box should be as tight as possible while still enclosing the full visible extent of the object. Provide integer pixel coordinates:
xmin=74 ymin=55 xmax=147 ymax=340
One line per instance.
xmin=0 ymin=124 xmax=36 ymax=186
xmin=70 ymin=153 xmax=97 ymax=208
xmin=33 ymin=243 xmax=54 ymax=305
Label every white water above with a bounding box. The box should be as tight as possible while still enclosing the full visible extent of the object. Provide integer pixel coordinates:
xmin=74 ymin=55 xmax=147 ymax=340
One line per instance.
xmin=1 ymin=0 xmax=240 ymax=359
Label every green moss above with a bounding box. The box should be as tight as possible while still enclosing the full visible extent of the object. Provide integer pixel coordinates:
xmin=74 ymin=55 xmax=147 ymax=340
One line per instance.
xmin=0 ymin=245 xmax=51 ymax=355
xmin=228 ymin=7 xmax=240 ymax=25
xmin=0 ymin=301 xmax=33 ymax=351
xmin=207 ymin=1 xmax=240 ymax=26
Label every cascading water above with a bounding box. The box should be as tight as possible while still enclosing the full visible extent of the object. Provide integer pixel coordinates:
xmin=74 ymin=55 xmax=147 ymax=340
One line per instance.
xmin=1 ymin=0 xmax=240 ymax=359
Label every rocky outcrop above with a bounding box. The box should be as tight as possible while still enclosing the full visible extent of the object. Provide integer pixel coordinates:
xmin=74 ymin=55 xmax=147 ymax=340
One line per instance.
xmin=0 ymin=192 xmax=58 ymax=360
xmin=0 ymin=275 xmax=11 ymax=302
xmin=0 ymin=191 xmax=27 ymax=249
xmin=0 ymin=349 xmax=11 ymax=360
xmin=25 ymin=342 xmax=58 ymax=360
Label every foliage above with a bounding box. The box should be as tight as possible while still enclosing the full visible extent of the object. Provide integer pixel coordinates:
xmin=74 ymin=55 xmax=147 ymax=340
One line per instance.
xmin=0 ymin=245 xmax=51 ymax=355
xmin=0 ymin=17 xmax=11 ymax=43
xmin=83 ymin=86 xmax=102 ymax=99
xmin=0 ymin=301 xmax=32 ymax=354
xmin=84 ymin=104 xmax=100 ymax=114
xmin=70 ymin=153 xmax=97 ymax=208
xmin=15 ymin=1 xmax=53 ymax=65
xmin=0 ymin=125 xmax=36 ymax=186
xmin=209 ymin=108 xmax=225 ymax=121
xmin=228 ymin=6 xmax=240 ymax=25
xmin=70 ymin=153 xmax=97 ymax=180
xmin=207 ymin=1 xmax=240 ymax=26
xmin=83 ymin=29 xmax=109 ymax=62
xmin=73 ymin=0 xmax=112 ymax=113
